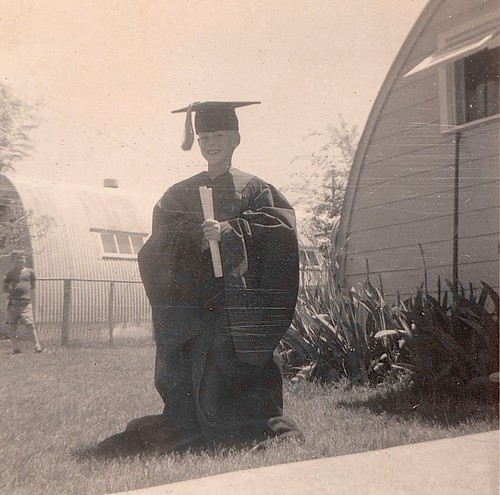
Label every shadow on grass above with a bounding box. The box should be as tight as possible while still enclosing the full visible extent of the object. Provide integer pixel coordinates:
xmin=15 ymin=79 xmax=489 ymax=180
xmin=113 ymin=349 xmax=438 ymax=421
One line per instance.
xmin=337 ymin=382 xmax=499 ymax=427
xmin=72 ymin=414 xmax=208 ymax=461
xmin=73 ymin=440 xmax=206 ymax=462
xmin=73 ymin=434 xmax=208 ymax=462
xmin=73 ymin=415 xmax=305 ymax=462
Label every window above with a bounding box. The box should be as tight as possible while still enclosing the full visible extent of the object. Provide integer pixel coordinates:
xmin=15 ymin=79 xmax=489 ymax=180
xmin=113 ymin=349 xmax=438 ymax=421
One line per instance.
xmin=299 ymin=249 xmax=320 ymax=268
xmin=100 ymin=233 xmax=118 ymax=254
xmin=130 ymin=236 xmax=145 ymax=254
xmin=454 ymin=47 xmax=499 ymax=124
xmin=405 ymin=20 xmax=499 ymax=130
xmin=115 ymin=234 xmax=133 ymax=255
xmin=91 ymin=229 xmax=147 ymax=258
xmin=305 ymin=250 xmax=320 ymax=267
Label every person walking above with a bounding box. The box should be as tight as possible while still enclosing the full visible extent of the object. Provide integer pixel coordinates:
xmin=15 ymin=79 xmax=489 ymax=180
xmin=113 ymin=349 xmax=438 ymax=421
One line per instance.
xmin=3 ymin=250 xmax=42 ymax=354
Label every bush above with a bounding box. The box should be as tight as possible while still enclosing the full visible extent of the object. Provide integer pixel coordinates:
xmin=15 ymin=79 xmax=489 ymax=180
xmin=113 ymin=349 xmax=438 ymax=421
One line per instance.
xmin=280 ymin=261 xmax=412 ymax=385
xmin=398 ymin=280 xmax=499 ymax=400
xmin=280 ymin=266 xmax=499 ymax=402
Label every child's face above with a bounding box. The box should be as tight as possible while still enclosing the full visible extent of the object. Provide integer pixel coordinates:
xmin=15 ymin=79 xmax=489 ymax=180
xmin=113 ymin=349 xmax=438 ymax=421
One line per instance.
xmin=14 ymin=254 xmax=27 ymax=266
xmin=197 ymin=130 xmax=239 ymax=166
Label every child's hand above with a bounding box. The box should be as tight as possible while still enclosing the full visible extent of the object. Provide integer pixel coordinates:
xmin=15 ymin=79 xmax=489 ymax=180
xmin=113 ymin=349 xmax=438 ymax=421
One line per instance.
xmin=202 ymin=220 xmax=221 ymax=242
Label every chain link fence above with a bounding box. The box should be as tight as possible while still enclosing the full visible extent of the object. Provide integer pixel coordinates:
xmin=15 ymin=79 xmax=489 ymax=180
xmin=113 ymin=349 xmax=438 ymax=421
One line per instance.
xmin=33 ymin=278 xmax=152 ymax=345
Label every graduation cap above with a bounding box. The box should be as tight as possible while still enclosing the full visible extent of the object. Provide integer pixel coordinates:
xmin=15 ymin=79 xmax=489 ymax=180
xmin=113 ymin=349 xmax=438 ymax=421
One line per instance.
xmin=172 ymin=101 xmax=260 ymax=150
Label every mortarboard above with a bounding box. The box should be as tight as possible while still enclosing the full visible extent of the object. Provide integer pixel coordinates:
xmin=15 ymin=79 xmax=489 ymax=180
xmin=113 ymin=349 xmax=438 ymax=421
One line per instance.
xmin=172 ymin=101 xmax=260 ymax=151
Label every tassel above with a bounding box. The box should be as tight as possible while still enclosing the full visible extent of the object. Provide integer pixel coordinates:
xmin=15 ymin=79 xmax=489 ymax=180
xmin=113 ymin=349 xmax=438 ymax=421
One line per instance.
xmin=181 ymin=103 xmax=195 ymax=151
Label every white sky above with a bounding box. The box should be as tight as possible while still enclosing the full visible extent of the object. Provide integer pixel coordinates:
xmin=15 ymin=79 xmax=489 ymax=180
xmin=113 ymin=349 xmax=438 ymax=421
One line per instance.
xmin=1 ymin=0 xmax=428 ymax=197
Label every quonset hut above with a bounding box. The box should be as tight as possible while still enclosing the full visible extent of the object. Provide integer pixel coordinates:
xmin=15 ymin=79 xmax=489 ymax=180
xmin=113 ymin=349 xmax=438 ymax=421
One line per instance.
xmin=337 ymin=0 xmax=499 ymax=298
xmin=0 ymin=174 xmax=155 ymax=343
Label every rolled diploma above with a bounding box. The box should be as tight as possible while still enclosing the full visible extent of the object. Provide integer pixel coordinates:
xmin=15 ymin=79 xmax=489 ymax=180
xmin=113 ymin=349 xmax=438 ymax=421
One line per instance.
xmin=199 ymin=186 xmax=223 ymax=278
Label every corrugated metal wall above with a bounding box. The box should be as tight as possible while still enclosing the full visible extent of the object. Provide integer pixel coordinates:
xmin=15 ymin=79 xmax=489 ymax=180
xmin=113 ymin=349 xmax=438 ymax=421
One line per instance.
xmin=339 ymin=0 xmax=499 ymax=297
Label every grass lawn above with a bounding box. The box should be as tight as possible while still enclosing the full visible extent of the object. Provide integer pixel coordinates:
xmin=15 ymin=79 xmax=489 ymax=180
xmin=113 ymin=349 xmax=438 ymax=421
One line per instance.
xmin=1 ymin=340 xmax=498 ymax=495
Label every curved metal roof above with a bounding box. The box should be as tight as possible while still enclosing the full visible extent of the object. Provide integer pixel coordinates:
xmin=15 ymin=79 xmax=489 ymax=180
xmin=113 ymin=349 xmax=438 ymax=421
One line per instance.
xmin=337 ymin=0 xmax=440 ymax=259
xmin=1 ymin=174 xmax=156 ymax=281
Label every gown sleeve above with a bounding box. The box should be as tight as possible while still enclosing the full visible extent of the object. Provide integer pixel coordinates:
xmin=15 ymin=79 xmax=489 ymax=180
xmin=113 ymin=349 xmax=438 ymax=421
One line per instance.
xmin=217 ymin=179 xmax=300 ymax=366
xmin=138 ymin=185 xmax=205 ymax=307
xmin=219 ymin=179 xmax=299 ymax=297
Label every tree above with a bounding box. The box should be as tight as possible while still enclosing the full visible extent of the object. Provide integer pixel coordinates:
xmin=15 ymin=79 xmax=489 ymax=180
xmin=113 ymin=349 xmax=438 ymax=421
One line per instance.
xmin=0 ymin=83 xmax=38 ymax=172
xmin=0 ymin=83 xmax=47 ymax=257
xmin=0 ymin=208 xmax=54 ymax=258
xmin=285 ymin=117 xmax=359 ymax=248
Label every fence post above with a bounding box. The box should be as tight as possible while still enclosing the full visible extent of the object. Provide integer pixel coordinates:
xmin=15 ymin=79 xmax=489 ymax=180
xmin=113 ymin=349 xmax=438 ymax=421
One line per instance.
xmin=61 ymin=279 xmax=72 ymax=346
xmin=108 ymin=281 xmax=115 ymax=346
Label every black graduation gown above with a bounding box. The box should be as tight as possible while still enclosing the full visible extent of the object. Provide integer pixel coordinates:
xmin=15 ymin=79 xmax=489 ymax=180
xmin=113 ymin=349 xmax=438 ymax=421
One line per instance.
xmin=96 ymin=168 xmax=301 ymax=455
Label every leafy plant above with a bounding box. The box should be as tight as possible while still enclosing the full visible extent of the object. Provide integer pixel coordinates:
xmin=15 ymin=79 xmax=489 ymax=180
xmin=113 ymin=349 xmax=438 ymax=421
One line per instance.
xmin=280 ymin=254 xmax=410 ymax=385
xmin=282 ymin=266 xmax=499 ymax=403
xmin=394 ymin=279 xmax=499 ymax=400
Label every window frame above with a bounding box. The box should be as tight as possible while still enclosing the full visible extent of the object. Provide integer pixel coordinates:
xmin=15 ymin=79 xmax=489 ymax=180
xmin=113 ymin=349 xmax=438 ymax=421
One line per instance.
xmin=437 ymin=16 xmax=499 ymax=134
xmin=304 ymin=249 xmax=320 ymax=267
xmin=299 ymin=248 xmax=321 ymax=269
xmin=91 ymin=228 xmax=147 ymax=259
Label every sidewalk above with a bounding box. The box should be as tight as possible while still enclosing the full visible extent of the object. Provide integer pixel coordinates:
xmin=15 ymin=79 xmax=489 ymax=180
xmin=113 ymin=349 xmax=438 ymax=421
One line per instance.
xmin=110 ymin=430 xmax=499 ymax=495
